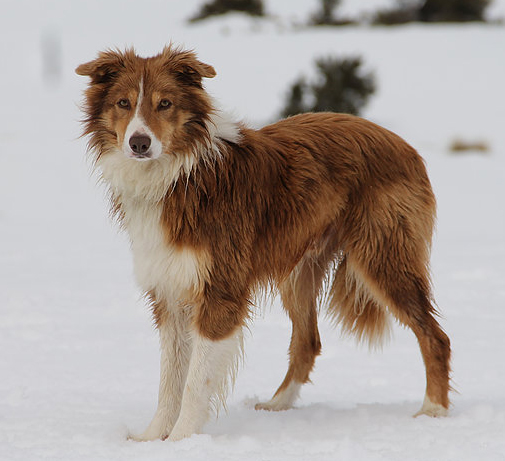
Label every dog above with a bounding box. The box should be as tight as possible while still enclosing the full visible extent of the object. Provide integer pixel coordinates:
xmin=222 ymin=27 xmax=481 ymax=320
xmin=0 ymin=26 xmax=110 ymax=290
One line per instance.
xmin=76 ymin=46 xmax=451 ymax=441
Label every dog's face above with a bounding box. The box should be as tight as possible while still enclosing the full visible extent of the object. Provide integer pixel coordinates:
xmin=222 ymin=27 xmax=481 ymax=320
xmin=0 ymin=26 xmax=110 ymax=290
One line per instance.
xmin=76 ymin=47 xmax=216 ymax=162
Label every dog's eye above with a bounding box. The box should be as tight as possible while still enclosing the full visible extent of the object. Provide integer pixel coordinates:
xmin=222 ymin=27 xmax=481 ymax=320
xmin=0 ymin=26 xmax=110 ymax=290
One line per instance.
xmin=158 ymin=99 xmax=172 ymax=110
xmin=117 ymin=98 xmax=131 ymax=109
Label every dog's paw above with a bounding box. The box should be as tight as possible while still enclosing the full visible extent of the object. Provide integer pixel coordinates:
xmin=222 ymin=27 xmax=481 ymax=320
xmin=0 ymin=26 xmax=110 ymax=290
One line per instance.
xmin=127 ymin=414 xmax=173 ymax=442
xmin=255 ymin=382 xmax=301 ymax=411
xmin=254 ymin=399 xmax=293 ymax=411
xmin=414 ymin=396 xmax=449 ymax=418
xmin=127 ymin=428 xmax=170 ymax=442
xmin=167 ymin=421 xmax=199 ymax=442
xmin=167 ymin=429 xmax=191 ymax=442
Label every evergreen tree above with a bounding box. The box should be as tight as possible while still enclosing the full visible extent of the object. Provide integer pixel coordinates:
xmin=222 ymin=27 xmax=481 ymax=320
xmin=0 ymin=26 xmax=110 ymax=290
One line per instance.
xmin=419 ymin=0 xmax=491 ymax=22
xmin=311 ymin=0 xmax=341 ymax=25
xmin=189 ymin=0 xmax=264 ymax=22
xmin=374 ymin=0 xmax=492 ymax=24
xmin=281 ymin=57 xmax=376 ymax=119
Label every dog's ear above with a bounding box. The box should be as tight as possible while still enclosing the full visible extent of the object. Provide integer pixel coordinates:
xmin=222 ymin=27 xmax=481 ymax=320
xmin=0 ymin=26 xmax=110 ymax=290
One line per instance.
xmin=163 ymin=47 xmax=216 ymax=87
xmin=178 ymin=61 xmax=216 ymax=88
xmin=75 ymin=50 xmax=127 ymax=84
xmin=182 ymin=59 xmax=216 ymax=80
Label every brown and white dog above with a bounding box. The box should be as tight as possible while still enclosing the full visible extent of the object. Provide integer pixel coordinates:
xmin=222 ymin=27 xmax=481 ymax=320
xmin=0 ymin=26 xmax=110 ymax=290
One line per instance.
xmin=76 ymin=47 xmax=451 ymax=441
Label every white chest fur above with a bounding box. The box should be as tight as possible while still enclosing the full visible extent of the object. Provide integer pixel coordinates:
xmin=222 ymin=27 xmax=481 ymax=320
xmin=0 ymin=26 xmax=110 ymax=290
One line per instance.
xmin=121 ymin=199 xmax=206 ymax=304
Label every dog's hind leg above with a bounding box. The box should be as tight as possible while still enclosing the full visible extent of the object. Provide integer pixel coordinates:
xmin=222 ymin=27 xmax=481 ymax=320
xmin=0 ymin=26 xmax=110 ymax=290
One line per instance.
xmin=255 ymin=252 xmax=327 ymax=411
xmin=339 ymin=187 xmax=451 ymax=416
xmin=130 ymin=302 xmax=192 ymax=441
xmin=383 ymin=271 xmax=451 ymax=417
xmin=350 ymin=252 xmax=450 ymax=416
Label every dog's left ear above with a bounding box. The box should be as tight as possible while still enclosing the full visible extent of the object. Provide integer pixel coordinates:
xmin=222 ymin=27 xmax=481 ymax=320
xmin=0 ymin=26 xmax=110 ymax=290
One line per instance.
xmin=181 ymin=60 xmax=216 ymax=81
xmin=75 ymin=49 xmax=127 ymax=84
xmin=164 ymin=48 xmax=216 ymax=87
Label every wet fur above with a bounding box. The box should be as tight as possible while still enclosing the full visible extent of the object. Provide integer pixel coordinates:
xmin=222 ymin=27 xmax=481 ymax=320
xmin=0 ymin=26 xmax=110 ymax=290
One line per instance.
xmin=76 ymin=47 xmax=451 ymax=440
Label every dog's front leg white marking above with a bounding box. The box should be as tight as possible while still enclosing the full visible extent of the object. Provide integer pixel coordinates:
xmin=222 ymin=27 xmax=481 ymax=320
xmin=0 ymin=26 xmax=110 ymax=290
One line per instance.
xmin=168 ymin=329 xmax=242 ymax=441
xmin=131 ymin=310 xmax=192 ymax=441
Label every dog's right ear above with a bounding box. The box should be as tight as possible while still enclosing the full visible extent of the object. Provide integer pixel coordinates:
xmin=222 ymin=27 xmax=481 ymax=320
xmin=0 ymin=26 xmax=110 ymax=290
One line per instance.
xmin=75 ymin=50 xmax=126 ymax=84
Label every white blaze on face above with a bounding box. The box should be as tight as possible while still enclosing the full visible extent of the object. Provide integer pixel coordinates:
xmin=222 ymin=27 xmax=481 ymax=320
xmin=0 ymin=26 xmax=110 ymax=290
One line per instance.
xmin=122 ymin=77 xmax=163 ymax=160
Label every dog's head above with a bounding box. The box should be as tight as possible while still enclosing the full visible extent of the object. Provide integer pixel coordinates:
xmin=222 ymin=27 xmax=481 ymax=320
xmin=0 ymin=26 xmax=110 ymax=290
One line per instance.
xmin=76 ymin=47 xmax=217 ymax=163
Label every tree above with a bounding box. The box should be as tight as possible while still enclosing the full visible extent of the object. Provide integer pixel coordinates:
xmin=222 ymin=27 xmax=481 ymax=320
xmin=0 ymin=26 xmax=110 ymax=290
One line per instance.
xmin=419 ymin=0 xmax=491 ymax=22
xmin=311 ymin=0 xmax=340 ymax=25
xmin=373 ymin=0 xmax=492 ymax=25
xmin=280 ymin=57 xmax=376 ymax=119
xmin=189 ymin=0 xmax=264 ymax=22
xmin=373 ymin=0 xmax=419 ymax=25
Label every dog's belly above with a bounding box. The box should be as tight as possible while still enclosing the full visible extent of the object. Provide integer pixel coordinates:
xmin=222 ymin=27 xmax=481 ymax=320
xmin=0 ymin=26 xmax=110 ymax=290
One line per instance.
xmin=124 ymin=202 xmax=205 ymax=304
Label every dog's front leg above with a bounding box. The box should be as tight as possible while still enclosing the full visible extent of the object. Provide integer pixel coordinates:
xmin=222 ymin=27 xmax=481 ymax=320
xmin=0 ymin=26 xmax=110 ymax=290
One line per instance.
xmin=131 ymin=309 xmax=192 ymax=441
xmin=167 ymin=328 xmax=242 ymax=441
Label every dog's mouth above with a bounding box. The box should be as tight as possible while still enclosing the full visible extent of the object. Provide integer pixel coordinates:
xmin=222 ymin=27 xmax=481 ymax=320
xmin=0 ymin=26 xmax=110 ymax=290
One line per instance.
xmin=125 ymin=150 xmax=155 ymax=161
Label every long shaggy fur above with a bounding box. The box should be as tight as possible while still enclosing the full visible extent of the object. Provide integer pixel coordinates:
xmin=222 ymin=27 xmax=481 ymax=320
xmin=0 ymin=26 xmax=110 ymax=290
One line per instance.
xmin=76 ymin=46 xmax=451 ymax=441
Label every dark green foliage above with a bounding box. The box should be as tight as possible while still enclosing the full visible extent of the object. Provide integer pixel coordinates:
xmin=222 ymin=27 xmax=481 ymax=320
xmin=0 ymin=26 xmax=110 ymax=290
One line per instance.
xmin=373 ymin=0 xmax=492 ymax=25
xmin=189 ymin=0 xmax=264 ymax=22
xmin=419 ymin=0 xmax=491 ymax=22
xmin=281 ymin=80 xmax=307 ymax=119
xmin=280 ymin=57 xmax=376 ymax=119
xmin=310 ymin=0 xmax=353 ymax=26
xmin=373 ymin=1 xmax=420 ymax=25
xmin=315 ymin=0 xmax=340 ymax=24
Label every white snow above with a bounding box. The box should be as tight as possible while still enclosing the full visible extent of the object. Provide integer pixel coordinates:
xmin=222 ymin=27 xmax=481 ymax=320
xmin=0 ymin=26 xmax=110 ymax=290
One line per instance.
xmin=1 ymin=0 xmax=505 ymax=460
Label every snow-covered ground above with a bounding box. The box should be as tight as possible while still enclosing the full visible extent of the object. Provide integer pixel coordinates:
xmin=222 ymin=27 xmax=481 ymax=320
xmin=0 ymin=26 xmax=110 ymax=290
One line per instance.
xmin=1 ymin=1 xmax=505 ymax=460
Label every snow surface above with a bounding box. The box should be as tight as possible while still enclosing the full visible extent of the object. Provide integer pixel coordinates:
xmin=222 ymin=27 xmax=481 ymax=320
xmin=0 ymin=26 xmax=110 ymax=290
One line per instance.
xmin=1 ymin=1 xmax=505 ymax=460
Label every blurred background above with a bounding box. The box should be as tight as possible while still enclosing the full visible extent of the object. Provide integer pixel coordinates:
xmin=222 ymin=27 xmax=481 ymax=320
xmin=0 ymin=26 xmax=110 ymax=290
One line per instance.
xmin=1 ymin=1 xmax=505 ymax=460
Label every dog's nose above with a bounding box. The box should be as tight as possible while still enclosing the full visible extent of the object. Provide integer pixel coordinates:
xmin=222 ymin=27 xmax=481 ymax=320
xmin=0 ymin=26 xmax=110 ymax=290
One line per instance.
xmin=129 ymin=134 xmax=151 ymax=155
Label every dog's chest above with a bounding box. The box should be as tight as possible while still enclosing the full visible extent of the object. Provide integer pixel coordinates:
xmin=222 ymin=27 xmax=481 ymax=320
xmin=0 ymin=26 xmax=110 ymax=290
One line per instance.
xmin=122 ymin=199 xmax=205 ymax=303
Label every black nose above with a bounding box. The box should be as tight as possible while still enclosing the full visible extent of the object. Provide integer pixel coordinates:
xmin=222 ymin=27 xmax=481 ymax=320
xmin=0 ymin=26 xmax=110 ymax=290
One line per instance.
xmin=129 ymin=134 xmax=151 ymax=154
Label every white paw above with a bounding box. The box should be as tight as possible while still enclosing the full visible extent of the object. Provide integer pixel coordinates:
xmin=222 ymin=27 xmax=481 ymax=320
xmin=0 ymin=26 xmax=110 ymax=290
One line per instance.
xmin=167 ymin=419 xmax=199 ymax=442
xmin=255 ymin=382 xmax=301 ymax=411
xmin=127 ymin=413 xmax=173 ymax=442
xmin=255 ymin=400 xmax=293 ymax=411
xmin=128 ymin=427 xmax=170 ymax=442
xmin=414 ymin=395 xmax=449 ymax=418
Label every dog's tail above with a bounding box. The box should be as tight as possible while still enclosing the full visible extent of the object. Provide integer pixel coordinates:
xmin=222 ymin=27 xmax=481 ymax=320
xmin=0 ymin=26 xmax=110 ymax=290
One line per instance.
xmin=324 ymin=255 xmax=392 ymax=349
